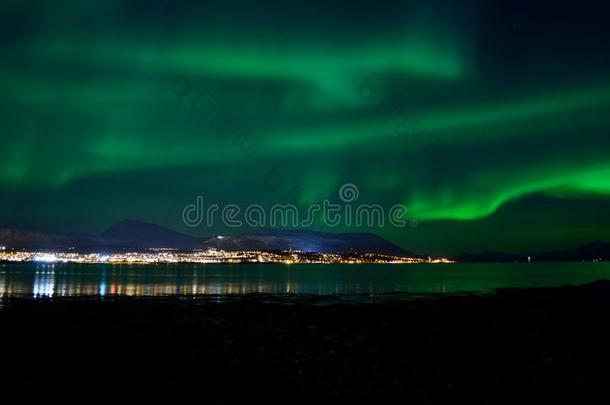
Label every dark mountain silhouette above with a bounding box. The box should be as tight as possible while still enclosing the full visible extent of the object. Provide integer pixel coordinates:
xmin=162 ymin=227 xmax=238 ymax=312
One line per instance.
xmin=101 ymin=219 xmax=202 ymax=249
xmin=0 ymin=220 xmax=412 ymax=256
xmin=535 ymin=241 xmax=610 ymax=261
xmin=0 ymin=227 xmax=118 ymax=250
xmin=2 ymin=220 xmax=608 ymax=260
xmin=201 ymin=229 xmax=412 ymax=256
xmin=457 ymin=241 xmax=610 ymax=262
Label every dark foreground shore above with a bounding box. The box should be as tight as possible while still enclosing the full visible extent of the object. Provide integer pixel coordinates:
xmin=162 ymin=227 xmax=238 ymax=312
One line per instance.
xmin=2 ymin=282 xmax=610 ymax=404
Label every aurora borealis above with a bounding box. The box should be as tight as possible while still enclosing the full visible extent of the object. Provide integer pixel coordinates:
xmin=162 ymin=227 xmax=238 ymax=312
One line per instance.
xmin=2 ymin=0 xmax=610 ymax=255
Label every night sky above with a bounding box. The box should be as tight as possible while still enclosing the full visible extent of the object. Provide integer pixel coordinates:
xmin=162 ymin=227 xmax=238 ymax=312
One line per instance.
xmin=2 ymin=0 xmax=610 ymax=255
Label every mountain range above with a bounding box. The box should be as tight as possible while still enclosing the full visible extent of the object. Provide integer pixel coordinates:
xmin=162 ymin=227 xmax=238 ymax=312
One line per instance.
xmin=1 ymin=219 xmax=609 ymax=261
xmin=0 ymin=219 xmax=412 ymax=256
xmin=456 ymin=241 xmax=610 ymax=263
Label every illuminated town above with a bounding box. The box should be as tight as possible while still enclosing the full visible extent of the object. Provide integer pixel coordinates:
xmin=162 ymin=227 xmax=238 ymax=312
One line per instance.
xmin=0 ymin=247 xmax=453 ymax=265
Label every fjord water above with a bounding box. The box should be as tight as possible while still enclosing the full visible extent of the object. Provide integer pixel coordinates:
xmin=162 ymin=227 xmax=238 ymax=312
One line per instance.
xmin=2 ymin=262 xmax=610 ymax=301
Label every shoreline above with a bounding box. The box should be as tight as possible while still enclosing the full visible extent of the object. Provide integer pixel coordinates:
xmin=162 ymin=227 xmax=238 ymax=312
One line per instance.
xmin=2 ymin=280 xmax=610 ymax=403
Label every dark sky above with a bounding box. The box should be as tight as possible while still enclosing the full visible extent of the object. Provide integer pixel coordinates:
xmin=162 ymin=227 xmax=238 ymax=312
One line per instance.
xmin=1 ymin=0 xmax=610 ymax=255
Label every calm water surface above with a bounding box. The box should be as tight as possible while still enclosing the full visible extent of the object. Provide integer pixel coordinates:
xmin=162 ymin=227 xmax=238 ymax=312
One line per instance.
xmin=2 ymin=262 xmax=610 ymax=302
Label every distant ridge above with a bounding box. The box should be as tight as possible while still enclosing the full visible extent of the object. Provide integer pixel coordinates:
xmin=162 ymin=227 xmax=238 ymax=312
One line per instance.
xmin=2 ymin=220 xmax=608 ymax=261
xmin=101 ymin=219 xmax=201 ymax=249
xmin=0 ymin=220 xmax=413 ymax=256
xmin=0 ymin=227 xmax=116 ymax=250
xmin=457 ymin=241 xmax=610 ymax=263
xmin=201 ymin=229 xmax=412 ymax=256
xmin=535 ymin=241 xmax=610 ymax=262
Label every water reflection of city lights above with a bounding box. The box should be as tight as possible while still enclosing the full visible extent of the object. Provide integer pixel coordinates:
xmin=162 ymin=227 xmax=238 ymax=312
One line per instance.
xmin=33 ymin=266 xmax=55 ymax=298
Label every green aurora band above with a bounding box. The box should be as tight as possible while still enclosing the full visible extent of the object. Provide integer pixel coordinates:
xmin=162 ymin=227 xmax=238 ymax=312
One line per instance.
xmin=1 ymin=0 xmax=609 ymax=255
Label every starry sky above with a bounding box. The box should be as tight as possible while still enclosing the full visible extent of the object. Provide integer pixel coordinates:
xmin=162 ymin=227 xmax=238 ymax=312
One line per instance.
xmin=1 ymin=0 xmax=610 ymax=255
